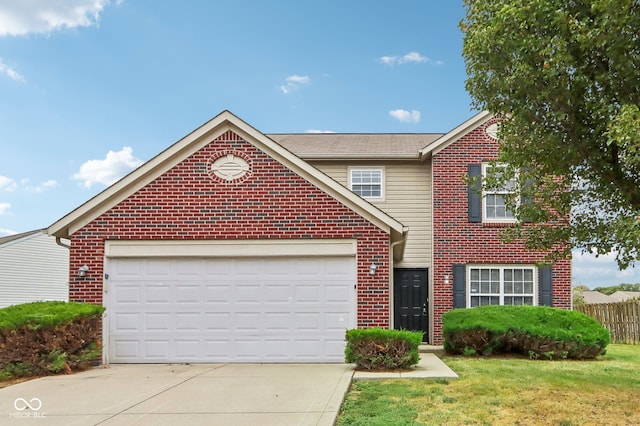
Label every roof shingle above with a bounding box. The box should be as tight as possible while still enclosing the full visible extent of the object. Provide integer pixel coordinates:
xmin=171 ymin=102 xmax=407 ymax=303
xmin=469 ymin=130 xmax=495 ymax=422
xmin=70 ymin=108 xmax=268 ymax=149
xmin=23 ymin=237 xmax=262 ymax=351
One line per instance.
xmin=268 ymin=133 xmax=443 ymax=159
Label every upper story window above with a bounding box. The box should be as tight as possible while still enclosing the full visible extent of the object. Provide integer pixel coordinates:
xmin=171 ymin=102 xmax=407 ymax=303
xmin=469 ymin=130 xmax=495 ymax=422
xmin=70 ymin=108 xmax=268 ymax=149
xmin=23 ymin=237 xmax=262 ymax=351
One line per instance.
xmin=482 ymin=163 xmax=517 ymax=223
xmin=349 ymin=168 xmax=384 ymax=200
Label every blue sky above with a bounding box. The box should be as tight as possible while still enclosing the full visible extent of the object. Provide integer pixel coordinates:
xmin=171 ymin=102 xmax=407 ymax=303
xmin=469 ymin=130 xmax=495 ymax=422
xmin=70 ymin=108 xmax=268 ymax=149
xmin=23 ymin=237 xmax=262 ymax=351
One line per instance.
xmin=0 ymin=0 xmax=637 ymax=288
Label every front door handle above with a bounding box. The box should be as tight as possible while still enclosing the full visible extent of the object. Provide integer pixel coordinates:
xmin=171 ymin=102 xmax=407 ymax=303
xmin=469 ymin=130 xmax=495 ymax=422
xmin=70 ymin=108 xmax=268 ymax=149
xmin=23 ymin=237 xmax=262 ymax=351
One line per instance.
xmin=422 ymin=303 xmax=427 ymax=316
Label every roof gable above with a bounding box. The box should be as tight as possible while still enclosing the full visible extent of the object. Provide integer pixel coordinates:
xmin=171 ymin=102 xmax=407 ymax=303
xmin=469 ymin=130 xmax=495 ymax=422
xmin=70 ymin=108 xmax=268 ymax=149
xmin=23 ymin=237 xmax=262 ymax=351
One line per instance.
xmin=48 ymin=111 xmax=406 ymax=245
xmin=419 ymin=111 xmax=494 ymax=159
xmin=0 ymin=229 xmax=45 ymax=248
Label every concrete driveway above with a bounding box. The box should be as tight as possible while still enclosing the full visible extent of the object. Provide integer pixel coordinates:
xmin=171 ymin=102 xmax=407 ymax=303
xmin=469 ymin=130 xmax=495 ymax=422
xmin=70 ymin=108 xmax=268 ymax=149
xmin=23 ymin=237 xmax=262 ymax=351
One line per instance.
xmin=0 ymin=363 xmax=353 ymax=426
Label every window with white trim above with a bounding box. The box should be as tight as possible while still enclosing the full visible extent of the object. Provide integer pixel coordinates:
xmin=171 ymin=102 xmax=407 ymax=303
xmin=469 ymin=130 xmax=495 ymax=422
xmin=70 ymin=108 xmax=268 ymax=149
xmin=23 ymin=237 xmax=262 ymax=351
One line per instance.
xmin=468 ymin=266 xmax=536 ymax=307
xmin=482 ymin=163 xmax=517 ymax=222
xmin=349 ymin=168 xmax=384 ymax=199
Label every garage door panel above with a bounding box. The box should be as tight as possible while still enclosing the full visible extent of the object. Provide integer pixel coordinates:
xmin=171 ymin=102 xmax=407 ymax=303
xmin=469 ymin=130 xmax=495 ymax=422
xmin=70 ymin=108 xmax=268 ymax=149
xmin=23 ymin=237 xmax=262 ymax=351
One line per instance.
xmin=325 ymin=312 xmax=351 ymax=330
xmin=294 ymin=285 xmax=321 ymax=303
xmin=175 ymin=340 xmax=200 ymax=358
xmin=113 ymin=285 xmax=142 ymax=304
xmin=176 ymin=259 xmax=201 ymax=275
xmin=145 ymin=340 xmax=170 ymax=358
xmin=145 ymin=284 xmax=170 ymax=303
xmin=108 ymin=256 xmax=356 ymax=363
xmin=175 ymin=313 xmax=200 ymax=330
xmin=264 ymin=312 xmax=290 ymax=330
xmin=114 ymin=313 xmax=140 ymax=331
xmin=326 ymin=284 xmax=352 ymax=302
xmin=113 ymin=259 xmax=143 ymax=276
xmin=205 ymin=284 xmax=232 ymax=303
xmin=146 ymin=259 xmax=171 ymax=275
xmin=205 ymin=312 xmax=232 ymax=329
xmin=264 ymin=285 xmax=291 ymax=303
xmin=236 ymin=285 xmax=261 ymax=303
xmin=294 ymin=259 xmax=320 ymax=274
xmin=145 ymin=313 xmax=170 ymax=330
xmin=175 ymin=285 xmax=200 ymax=303
xmin=113 ymin=340 xmax=140 ymax=359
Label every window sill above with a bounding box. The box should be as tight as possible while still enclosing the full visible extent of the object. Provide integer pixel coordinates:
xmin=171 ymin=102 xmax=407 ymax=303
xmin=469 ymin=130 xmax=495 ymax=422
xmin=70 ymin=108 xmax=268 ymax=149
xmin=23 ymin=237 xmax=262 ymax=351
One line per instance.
xmin=482 ymin=221 xmax=517 ymax=228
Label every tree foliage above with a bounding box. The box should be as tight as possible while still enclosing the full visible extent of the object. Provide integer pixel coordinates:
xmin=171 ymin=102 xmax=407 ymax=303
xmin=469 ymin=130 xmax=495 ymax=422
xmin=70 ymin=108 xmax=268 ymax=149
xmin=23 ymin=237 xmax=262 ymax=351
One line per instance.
xmin=592 ymin=283 xmax=640 ymax=295
xmin=462 ymin=0 xmax=640 ymax=267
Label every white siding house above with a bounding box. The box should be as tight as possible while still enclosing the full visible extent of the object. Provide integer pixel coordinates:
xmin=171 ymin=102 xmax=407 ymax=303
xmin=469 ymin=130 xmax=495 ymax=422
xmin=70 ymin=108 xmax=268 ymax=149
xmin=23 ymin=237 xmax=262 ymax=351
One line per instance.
xmin=0 ymin=229 xmax=69 ymax=308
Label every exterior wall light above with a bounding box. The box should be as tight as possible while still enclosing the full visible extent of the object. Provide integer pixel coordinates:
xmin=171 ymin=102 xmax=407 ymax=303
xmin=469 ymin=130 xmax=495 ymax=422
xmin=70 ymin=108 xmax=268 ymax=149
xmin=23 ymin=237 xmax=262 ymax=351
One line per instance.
xmin=78 ymin=265 xmax=89 ymax=277
xmin=369 ymin=263 xmax=377 ymax=275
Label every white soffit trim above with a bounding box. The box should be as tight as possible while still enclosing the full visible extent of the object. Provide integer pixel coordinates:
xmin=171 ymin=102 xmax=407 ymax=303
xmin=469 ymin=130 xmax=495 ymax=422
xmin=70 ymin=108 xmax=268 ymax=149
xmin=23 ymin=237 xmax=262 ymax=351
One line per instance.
xmin=105 ymin=239 xmax=358 ymax=258
xmin=419 ymin=111 xmax=494 ymax=160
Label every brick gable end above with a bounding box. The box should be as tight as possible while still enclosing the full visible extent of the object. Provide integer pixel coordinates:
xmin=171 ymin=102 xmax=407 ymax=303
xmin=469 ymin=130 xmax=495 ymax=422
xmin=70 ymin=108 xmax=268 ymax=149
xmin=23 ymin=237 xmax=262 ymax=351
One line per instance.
xmin=69 ymin=131 xmax=391 ymax=328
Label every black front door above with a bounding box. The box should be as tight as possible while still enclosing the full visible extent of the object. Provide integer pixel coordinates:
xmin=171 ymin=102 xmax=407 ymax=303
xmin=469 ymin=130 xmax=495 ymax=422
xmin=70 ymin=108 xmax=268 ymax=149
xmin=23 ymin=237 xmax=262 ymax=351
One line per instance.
xmin=393 ymin=268 xmax=429 ymax=342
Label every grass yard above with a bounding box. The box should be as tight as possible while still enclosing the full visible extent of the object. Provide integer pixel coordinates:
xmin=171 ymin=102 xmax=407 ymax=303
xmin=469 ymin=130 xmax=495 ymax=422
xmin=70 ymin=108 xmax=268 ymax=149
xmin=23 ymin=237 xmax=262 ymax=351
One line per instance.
xmin=337 ymin=344 xmax=640 ymax=426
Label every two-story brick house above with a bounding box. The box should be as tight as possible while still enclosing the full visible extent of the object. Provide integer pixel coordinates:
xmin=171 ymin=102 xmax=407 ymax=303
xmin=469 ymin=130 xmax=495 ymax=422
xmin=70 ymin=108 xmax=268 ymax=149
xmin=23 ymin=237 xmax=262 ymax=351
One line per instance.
xmin=48 ymin=110 xmax=571 ymax=364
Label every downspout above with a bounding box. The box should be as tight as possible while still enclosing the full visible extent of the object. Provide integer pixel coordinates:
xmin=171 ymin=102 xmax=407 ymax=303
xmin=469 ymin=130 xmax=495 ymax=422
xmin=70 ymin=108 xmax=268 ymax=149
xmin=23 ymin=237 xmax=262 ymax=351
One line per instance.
xmin=55 ymin=236 xmax=70 ymax=250
xmin=389 ymin=227 xmax=409 ymax=329
xmin=389 ymin=228 xmax=409 ymax=263
xmin=54 ymin=236 xmax=72 ymax=301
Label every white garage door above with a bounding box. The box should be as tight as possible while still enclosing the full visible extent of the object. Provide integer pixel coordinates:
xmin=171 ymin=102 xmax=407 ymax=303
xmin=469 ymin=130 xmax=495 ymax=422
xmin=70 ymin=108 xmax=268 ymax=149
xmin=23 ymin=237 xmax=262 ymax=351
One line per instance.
xmin=106 ymin=256 xmax=356 ymax=363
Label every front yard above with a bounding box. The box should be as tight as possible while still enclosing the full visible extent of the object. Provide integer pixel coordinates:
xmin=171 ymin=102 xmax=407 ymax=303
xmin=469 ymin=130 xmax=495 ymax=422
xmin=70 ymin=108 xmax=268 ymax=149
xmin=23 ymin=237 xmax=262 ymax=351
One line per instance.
xmin=337 ymin=344 xmax=640 ymax=425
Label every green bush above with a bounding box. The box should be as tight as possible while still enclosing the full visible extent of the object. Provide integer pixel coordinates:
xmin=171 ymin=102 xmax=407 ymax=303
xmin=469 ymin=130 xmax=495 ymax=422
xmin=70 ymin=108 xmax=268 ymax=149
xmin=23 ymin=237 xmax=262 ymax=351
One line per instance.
xmin=345 ymin=328 xmax=422 ymax=370
xmin=442 ymin=305 xmax=610 ymax=360
xmin=0 ymin=300 xmax=104 ymax=329
xmin=0 ymin=301 xmax=105 ymax=380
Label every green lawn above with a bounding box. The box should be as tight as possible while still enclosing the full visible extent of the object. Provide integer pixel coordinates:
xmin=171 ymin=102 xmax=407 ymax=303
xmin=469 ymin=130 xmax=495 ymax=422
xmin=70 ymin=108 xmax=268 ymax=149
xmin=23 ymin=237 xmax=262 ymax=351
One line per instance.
xmin=337 ymin=344 xmax=640 ymax=426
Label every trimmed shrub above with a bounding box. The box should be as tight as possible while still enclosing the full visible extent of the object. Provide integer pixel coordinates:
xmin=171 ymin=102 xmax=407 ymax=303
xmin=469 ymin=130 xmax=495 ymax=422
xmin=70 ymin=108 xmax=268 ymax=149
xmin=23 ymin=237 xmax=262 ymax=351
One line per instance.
xmin=345 ymin=328 xmax=422 ymax=370
xmin=0 ymin=301 xmax=105 ymax=380
xmin=443 ymin=305 xmax=610 ymax=360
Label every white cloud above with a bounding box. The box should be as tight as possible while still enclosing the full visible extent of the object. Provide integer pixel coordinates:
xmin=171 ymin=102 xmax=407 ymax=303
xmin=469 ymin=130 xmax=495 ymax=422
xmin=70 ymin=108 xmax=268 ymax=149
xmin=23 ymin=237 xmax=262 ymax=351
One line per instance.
xmin=389 ymin=109 xmax=421 ymax=124
xmin=0 ymin=58 xmax=25 ymax=82
xmin=377 ymin=55 xmax=397 ymax=66
xmin=400 ymin=51 xmax=428 ymax=63
xmin=377 ymin=51 xmax=442 ymax=66
xmin=0 ymin=176 xmax=17 ymax=192
xmin=0 ymin=0 xmax=111 ymax=37
xmin=0 ymin=202 xmax=11 ymax=215
xmin=305 ymin=129 xmax=336 ymax=134
xmin=572 ymin=249 xmax=640 ymax=287
xmin=279 ymin=75 xmax=310 ymax=94
xmin=73 ymin=146 xmax=143 ymax=188
xmin=0 ymin=227 xmax=17 ymax=236
xmin=26 ymin=179 xmax=59 ymax=193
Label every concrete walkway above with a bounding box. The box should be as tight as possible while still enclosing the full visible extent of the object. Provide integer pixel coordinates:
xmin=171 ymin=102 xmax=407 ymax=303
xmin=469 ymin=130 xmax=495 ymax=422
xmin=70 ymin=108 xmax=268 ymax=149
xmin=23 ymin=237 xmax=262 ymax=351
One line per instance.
xmin=0 ymin=355 xmax=456 ymax=425
xmin=353 ymin=353 xmax=458 ymax=380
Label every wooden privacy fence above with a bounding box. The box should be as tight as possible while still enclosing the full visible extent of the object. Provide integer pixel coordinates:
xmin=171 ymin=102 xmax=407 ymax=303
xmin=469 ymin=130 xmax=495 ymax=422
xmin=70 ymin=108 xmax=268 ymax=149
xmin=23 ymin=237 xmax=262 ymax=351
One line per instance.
xmin=576 ymin=300 xmax=640 ymax=344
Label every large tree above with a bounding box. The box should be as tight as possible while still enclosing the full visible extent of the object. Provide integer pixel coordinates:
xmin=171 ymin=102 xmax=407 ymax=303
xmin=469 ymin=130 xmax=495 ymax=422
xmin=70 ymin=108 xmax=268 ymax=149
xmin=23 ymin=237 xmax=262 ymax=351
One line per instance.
xmin=462 ymin=0 xmax=640 ymax=268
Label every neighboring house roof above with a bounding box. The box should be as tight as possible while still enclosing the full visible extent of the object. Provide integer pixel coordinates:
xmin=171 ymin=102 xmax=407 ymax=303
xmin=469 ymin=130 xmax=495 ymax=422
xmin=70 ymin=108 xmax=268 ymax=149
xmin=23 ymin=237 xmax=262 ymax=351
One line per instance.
xmin=0 ymin=229 xmax=45 ymax=247
xmin=270 ymin=133 xmax=443 ymax=160
xmin=47 ymin=110 xmax=408 ymax=256
xmin=582 ymin=291 xmax=615 ymax=304
xmin=609 ymin=291 xmax=640 ymax=302
xmin=419 ymin=110 xmax=494 ymax=159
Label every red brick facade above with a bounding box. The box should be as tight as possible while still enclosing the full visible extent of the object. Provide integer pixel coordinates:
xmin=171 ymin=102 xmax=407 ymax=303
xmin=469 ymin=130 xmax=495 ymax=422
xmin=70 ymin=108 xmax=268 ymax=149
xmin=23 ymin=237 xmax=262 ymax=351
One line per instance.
xmin=431 ymin=118 xmax=572 ymax=343
xmin=68 ymin=131 xmax=391 ymax=328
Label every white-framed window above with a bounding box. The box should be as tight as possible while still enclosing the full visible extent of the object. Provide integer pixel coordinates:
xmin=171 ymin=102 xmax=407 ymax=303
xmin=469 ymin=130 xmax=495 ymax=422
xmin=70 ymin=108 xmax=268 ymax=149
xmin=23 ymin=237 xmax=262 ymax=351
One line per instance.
xmin=482 ymin=163 xmax=518 ymax=223
xmin=349 ymin=168 xmax=384 ymax=199
xmin=468 ymin=265 xmax=537 ymax=307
